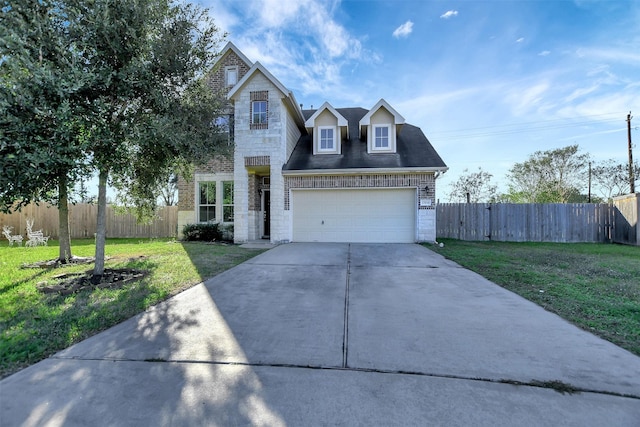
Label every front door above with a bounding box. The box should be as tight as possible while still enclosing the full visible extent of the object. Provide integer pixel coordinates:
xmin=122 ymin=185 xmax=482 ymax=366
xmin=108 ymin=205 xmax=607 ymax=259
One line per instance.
xmin=262 ymin=190 xmax=271 ymax=239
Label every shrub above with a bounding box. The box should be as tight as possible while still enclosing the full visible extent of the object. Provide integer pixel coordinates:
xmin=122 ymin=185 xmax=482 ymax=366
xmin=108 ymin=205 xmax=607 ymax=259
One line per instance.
xmin=221 ymin=224 xmax=234 ymax=242
xmin=182 ymin=223 xmax=222 ymax=242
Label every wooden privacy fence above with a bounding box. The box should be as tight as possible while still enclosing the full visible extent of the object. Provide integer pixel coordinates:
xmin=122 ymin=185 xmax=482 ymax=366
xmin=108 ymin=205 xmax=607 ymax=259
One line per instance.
xmin=611 ymin=193 xmax=640 ymax=246
xmin=0 ymin=203 xmax=178 ymax=239
xmin=437 ymin=203 xmax=614 ymax=243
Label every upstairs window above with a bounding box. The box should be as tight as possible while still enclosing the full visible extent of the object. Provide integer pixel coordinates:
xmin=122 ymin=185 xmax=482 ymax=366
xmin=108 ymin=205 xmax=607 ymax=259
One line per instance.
xmin=252 ymin=101 xmax=267 ymax=124
xmin=319 ymin=126 xmax=335 ymax=151
xmin=225 ymin=66 xmax=238 ymax=86
xmin=250 ymin=91 xmax=268 ymax=130
xmin=373 ymin=125 xmax=390 ymax=150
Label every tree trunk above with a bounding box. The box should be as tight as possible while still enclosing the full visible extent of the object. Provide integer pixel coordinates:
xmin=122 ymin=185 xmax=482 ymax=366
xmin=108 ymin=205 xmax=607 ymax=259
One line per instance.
xmin=58 ymin=172 xmax=72 ymax=263
xmin=92 ymin=168 xmax=108 ymax=282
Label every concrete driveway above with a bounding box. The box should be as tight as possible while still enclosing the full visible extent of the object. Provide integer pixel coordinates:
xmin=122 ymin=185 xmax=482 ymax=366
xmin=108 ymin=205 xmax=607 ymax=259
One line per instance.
xmin=1 ymin=243 xmax=639 ymax=426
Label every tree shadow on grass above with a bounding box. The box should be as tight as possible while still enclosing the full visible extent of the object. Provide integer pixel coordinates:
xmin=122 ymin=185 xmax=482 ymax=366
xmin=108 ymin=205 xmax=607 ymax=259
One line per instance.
xmin=0 ymin=258 xmax=160 ymax=379
xmin=1 ymin=276 xmax=287 ymax=426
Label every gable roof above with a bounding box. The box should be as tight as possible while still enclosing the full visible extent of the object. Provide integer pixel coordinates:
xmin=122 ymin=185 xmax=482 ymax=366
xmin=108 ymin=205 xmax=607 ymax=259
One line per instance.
xmin=228 ymin=61 xmax=306 ymax=130
xmin=214 ymin=41 xmax=253 ymax=69
xmin=359 ymin=98 xmax=405 ymax=124
xmin=304 ymin=102 xmax=348 ymax=128
xmin=283 ymin=107 xmax=448 ymax=173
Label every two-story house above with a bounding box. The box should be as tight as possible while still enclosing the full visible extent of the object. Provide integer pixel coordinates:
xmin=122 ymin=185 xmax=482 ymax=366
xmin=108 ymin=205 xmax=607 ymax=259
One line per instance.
xmin=177 ymin=42 xmax=448 ymax=244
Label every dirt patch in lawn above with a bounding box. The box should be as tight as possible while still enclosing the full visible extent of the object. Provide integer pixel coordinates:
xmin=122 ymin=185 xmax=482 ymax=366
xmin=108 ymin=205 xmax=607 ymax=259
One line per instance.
xmin=37 ymin=268 xmax=148 ymax=295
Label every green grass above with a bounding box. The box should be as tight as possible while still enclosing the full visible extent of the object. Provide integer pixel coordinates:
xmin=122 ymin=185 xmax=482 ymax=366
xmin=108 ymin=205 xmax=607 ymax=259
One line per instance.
xmin=0 ymin=238 xmax=265 ymax=378
xmin=428 ymin=239 xmax=640 ymax=356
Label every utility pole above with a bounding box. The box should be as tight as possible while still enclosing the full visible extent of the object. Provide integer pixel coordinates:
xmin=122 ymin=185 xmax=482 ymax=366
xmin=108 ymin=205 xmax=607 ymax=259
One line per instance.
xmin=628 ymin=112 xmax=635 ymax=193
xmin=588 ymin=161 xmax=591 ymax=203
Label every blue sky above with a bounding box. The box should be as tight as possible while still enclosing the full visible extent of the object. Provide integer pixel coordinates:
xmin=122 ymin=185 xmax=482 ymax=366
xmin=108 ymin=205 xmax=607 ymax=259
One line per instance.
xmin=200 ymin=0 xmax=640 ymax=199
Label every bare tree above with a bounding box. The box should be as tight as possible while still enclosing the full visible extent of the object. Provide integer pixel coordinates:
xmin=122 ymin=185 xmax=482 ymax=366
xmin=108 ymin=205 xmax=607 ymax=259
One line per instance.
xmin=592 ymin=159 xmax=640 ymax=201
xmin=448 ymin=167 xmax=498 ymax=203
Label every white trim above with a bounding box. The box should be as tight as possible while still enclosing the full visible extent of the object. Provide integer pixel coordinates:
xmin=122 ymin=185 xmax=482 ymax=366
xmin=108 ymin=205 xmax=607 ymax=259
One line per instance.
xmin=228 ymin=62 xmax=288 ymax=100
xmin=371 ymin=124 xmax=391 ymax=151
xmin=228 ymin=61 xmax=306 ymax=130
xmin=318 ymin=126 xmax=337 ymax=152
xmin=304 ymin=102 xmax=348 ymax=128
xmin=194 ymin=173 xmax=235 ymax=225
xmin=214 ymin=42 xmax=253 ymax=69
xmin=359 ymin=98 xmax=405 ymax=127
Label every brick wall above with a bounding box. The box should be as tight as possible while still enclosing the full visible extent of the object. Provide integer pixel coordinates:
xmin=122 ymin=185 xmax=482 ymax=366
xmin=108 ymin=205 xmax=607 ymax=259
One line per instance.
xmin=178 ymin=155 xmax=234 ymax=211
xmin=284 ymin=173 xmax=436 ymax=210
xmin=206 ymin=50 xmax=251 ymax=96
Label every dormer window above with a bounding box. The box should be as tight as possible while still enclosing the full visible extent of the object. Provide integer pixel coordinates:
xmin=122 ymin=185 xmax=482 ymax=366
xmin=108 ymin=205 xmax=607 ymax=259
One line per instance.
xmin=359 ymin=99 xmax=405 ymax=154
xmin=304 ymin=102 xmax=348 ymax=155
xmin=319 ymin=126 xmax=336 ymax=151
xmin=373 ymin=125 xmax=390 ymax=150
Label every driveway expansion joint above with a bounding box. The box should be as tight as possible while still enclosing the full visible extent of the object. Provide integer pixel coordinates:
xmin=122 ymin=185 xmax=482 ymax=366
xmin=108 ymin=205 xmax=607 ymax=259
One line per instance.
xmin=342 ymin=243 xmax=351 ymax=368
xmin=50 ymin=355 xmax=640 ymax=400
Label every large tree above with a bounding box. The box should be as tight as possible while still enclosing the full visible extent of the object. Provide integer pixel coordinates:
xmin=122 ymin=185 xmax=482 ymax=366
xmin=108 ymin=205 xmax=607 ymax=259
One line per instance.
xmin=2 ymin=0 xmax=227 ymax=280
xmin=447 ymin=167 xmax=498 ymax=203
xmin=73 ymin=0 xmax=227 ymax=280
xmin=1 ymin=0 xmax=92 ymax=262
xmin=505 ymin=145 xmax=590 ymax=203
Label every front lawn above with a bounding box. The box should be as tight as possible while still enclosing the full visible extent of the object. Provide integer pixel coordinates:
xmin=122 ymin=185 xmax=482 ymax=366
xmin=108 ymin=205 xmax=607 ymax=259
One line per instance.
xmin=429 ymin=240 xmax=640 ymax=356
xmin=0 ymin=238 xmax=265 ymax=379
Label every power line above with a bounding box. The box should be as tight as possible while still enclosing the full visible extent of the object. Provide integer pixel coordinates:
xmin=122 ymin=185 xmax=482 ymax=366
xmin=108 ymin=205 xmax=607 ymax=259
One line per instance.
xmin=428 ymin=113 xmax=624 ymax=141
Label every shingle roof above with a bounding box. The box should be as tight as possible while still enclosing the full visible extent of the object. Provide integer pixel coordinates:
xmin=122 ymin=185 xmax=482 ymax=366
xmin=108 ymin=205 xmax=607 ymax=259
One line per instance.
xmin=283 ymin=107 xmax=448 ymax=172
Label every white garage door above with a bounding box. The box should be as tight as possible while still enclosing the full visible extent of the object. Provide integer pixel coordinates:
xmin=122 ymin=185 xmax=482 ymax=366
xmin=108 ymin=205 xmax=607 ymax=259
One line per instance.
xmin=292 ymin=189 xmax=416 ymax=243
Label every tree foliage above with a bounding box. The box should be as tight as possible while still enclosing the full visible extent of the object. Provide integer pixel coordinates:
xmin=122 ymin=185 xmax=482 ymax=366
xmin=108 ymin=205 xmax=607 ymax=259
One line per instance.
xmin=504 ymin=145 xmax=590 ymax=203
xmin=1 ymin=0 xmax=94 ymax=260
xmin=2 ymin=0 xmax=227 ymax=277
xmin=592 ymin=159 xmax=640 ymax=201
xmin=447 ymin=167 xmax=498 ymax=202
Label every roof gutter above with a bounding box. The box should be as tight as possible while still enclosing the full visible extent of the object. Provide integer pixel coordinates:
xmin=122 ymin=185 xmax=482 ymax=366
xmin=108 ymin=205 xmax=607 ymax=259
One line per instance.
xmin=282 ymin=166 xmax=449 ymax=176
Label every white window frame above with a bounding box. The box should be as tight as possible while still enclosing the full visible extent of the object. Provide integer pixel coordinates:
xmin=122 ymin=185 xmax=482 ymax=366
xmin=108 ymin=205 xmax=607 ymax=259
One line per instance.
xmin=197 ymin=179 xmax=235 ymax=224
xmin=198 ymin=182 xmax=217 ymax=223
xmin=372 ymin=125 xmax=391 ymax=150
xmin=225 ymin=66 xmax=238 ymax=87
xmin=252 ymin=100 xmax=268 ymax=125
xmin=318 ymin=126 xmax=336 ymax=152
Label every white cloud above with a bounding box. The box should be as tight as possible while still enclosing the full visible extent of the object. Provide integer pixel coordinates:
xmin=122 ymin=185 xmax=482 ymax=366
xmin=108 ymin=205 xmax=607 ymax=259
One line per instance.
xmin=393 ymin=21 xmax=414 ymax=38
xmin=576 ymin=47 xmax=640 ymax=65
xmin=504 ymin=81 xmax=551 ymax=116
xmin=440 ymin=10 xmax=458 ymax=19
xmin=516 ymin=37 xmax=524 ymax=43
xmin=205 ymin=0 xmax=378 ymax=102
xmin=538 ymin=50 xmax=551 ymax=56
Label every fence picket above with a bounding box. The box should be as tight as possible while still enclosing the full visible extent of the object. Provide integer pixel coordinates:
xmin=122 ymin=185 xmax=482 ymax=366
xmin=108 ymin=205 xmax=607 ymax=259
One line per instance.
xmin=0 ymin=203 xmax=178 ymax=239
xmin=436 ymin=202 xmax=616 ymax=243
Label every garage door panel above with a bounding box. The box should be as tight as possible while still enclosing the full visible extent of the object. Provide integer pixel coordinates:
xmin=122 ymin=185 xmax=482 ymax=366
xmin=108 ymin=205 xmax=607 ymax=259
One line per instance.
xmin=292 ymin=189 xmax=416 ymax=243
